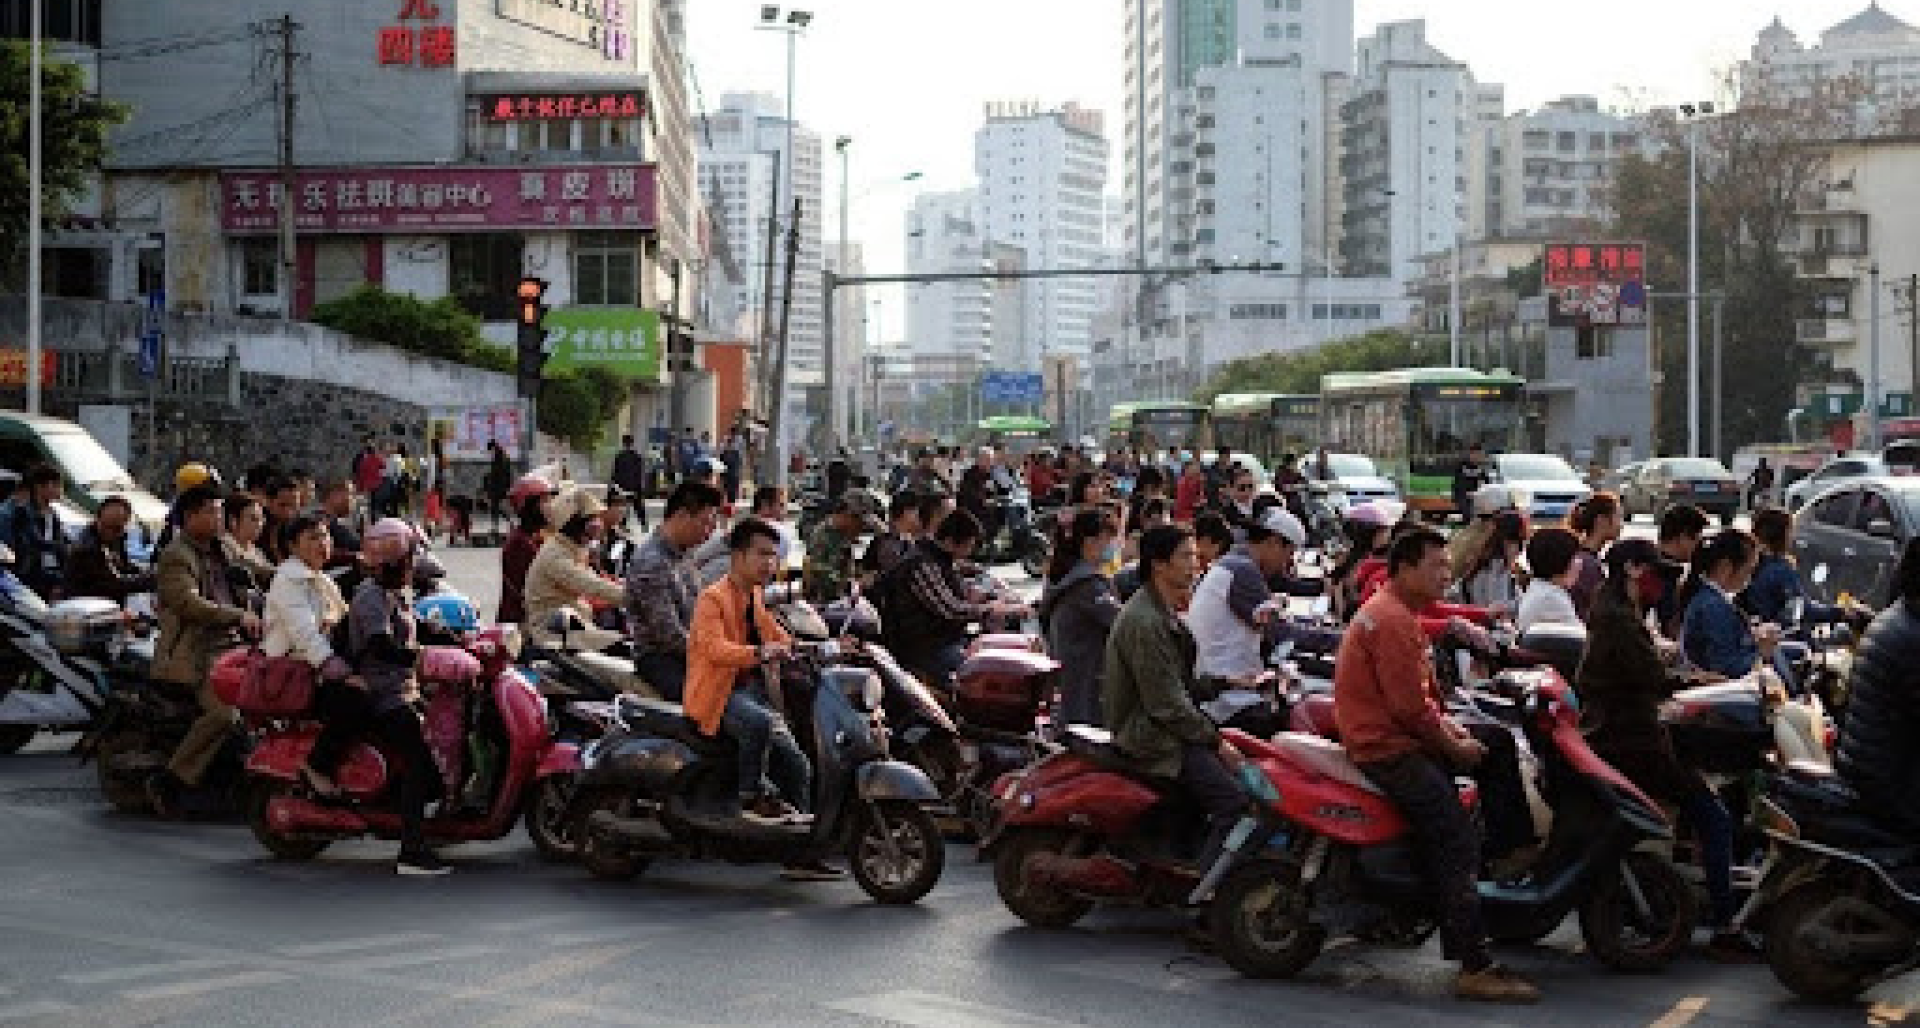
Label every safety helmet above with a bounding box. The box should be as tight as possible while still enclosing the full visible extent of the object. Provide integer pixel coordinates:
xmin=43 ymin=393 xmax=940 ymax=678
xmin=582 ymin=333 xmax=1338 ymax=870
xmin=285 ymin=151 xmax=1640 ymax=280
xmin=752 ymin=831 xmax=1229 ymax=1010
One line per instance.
xmin=362 ymin=517 xmax=418 ymax=567
xmin=414 ymin=593 xmax=480 ymax=634
xmin=175 ymin=462 xmax=222 ymax=493
xmin=508 ymin=474 xmax=557 ymax=508
xmin=1473 ymin=484 xmax=1526 ymax=518
xmin=548 ymin=486 xmax=606 ymax=527
xmin=1344 ymin=501 xmax=1393 ymax=528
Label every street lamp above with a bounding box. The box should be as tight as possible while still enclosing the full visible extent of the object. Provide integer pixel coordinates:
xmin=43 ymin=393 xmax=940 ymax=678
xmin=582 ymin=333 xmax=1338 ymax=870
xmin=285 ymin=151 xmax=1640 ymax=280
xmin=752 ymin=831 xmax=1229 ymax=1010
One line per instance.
xmin=756 ymin=5 xmax=812 ymax=485
xmin=1680 ymin=100 xmax=1716 ymax=458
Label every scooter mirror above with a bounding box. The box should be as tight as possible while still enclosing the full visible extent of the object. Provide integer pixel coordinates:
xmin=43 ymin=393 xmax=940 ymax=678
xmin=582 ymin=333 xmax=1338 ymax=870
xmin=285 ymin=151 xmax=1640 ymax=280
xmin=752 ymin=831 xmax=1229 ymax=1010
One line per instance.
xmin=1811 ymin=564 xmax=1831 ymax=587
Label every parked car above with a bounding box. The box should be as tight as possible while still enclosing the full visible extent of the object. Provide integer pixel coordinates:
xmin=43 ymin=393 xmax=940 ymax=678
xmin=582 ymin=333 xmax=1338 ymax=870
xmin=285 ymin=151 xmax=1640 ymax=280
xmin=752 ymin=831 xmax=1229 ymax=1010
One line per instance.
xmin=1311 ymin=453 xmax=1401 ymax=510
xmin=1622 ymin=457 xmax=1741 ymax=525
xmin=0 ymin=413 xmax=168 ymax=551
xmin=1784 ymin=454 xmax=1886 ymax=513
xmin=1790 ymin=476 xmax=1920 ymax=609
xmin=1492 ymin=453 xmax=1592 ymax=523
xmin=1602 ymin=461 xmax=1643 ymax=496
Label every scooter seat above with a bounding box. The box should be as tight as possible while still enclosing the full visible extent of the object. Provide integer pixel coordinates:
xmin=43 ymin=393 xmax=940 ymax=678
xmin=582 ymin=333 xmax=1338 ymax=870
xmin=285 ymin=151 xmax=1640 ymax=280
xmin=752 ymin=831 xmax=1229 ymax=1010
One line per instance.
xmin=565 ymin=651 xmax=644 ymax=691
xmin=1061 ymin=724 xmax=1117 ymax=758
xmin=618 ymin=696 xmax=733 ymax=756
xmin=1267 ymin=732 xmax=1384 ymax=796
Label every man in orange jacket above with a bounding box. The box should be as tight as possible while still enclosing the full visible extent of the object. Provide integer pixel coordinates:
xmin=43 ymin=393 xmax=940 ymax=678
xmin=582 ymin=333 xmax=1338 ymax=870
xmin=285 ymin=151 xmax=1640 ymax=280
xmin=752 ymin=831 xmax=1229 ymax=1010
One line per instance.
xmin=684 ymin=519 xmax=843 ymax=881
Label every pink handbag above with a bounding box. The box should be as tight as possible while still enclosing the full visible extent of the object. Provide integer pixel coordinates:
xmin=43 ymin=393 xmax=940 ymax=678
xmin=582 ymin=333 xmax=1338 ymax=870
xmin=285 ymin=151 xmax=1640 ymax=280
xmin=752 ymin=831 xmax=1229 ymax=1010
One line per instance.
xmin=211 ymin=648 xmax=315 ymax=716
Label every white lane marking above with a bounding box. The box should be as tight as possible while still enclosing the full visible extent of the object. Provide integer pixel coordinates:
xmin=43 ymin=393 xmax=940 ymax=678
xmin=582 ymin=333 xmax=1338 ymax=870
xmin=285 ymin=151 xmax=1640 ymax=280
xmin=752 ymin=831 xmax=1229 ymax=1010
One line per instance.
xmin=335 ymin=944 xmax=499 ymax=972
xmin=542 ymin=927 xmax=654 ymax=948
xmin=277 ymin=931 xmax=444 ymax=958
xmin=827 ymin=990 xmax=1083 ymax=1028
xmin=121 ymin=971 xmax=294 ymax=1003
xmin=63 ymin=956 xmax=240 ymax=985
xmin=0 ymin=1001 xmax=77 ymax=1021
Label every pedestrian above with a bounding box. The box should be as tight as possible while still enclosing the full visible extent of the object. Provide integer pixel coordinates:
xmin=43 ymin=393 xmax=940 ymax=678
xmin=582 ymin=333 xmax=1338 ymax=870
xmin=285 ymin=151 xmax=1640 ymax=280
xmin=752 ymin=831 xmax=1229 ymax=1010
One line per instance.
xmin=722 ymin=431 xmax=745 ymax=504
xmin=1745 ymin=457 xmax=1775 ymax=513
xmin=1451 ymin=443 xmax=1494 ymax=524
xmin=353 ymin=438 xmax=386 ymax=530
xmin=421 ymin=437 xmax=444 ymax=540
xmin=484 ymin=440 xmax=513 ymax=539
xmin=612 ymin=434 xmax=650 ymax=531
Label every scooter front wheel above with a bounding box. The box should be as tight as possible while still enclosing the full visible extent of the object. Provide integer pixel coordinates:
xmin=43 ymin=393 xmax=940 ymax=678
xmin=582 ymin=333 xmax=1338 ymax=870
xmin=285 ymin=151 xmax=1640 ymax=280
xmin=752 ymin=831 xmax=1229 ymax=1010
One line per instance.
xmin=1764 ymin=877 xmax=1881 ymax=1002
xmin=245 ymin=778 xmax=331 ymax=861
xmin=523 ymin=775 xmax=578 ymax=862
xmin=850 ymin=801 xmax=945 ymax=905
xmin=1577 ymin=850 xmax=1696 ymax=973
xmin=1210 ymin=858 xmax=1325 ymax=979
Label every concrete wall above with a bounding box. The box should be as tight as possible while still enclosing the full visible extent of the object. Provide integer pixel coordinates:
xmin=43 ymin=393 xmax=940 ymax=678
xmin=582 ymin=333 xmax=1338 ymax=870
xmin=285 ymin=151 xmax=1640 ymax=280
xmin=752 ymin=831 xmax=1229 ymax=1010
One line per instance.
xmin=1537 ymin=325 xmax=1653 ymax=464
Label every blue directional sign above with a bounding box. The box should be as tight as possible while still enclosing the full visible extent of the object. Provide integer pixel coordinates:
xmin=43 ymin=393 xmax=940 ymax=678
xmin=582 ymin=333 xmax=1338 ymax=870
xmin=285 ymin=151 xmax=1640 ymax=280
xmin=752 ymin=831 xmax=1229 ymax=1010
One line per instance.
xmin=138 ymin=289 xmax=164 ymax=379
xmin=980 ymin=372 xmax=1043 ymax=404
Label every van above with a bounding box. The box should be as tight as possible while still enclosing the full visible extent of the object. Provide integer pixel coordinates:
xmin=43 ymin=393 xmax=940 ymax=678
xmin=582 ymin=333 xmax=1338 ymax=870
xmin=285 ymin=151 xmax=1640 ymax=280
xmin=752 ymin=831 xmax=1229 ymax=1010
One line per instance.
xmin=0 ymin=413 xmax=170 ymax=537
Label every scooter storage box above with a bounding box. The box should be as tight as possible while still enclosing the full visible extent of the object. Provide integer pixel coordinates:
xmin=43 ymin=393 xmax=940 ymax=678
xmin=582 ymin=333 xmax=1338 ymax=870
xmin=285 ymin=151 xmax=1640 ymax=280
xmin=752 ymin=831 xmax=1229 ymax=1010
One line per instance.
xmin=954 ymin=648 xmax=1059 ymax=734
xmin=1516 ymin=624 xmax=1587 ymax=682
xmin=44 ymin=598 xmax=122 ymax=655
xmin=1665 ymin=682 xmax=1771 ymax=775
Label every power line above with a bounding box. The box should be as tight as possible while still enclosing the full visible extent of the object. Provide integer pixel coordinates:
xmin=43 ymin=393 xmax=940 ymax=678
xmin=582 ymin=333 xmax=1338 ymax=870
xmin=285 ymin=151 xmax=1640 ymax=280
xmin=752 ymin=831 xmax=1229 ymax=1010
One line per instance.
xmin=93 ymin=24 xmax=265 ymax=63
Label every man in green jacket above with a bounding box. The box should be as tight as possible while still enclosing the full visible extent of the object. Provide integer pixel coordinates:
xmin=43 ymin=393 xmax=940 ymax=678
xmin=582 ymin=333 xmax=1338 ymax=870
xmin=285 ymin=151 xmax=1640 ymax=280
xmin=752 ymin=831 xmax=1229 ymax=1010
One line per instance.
xmin=151 ymin=486 xmax=260 ymax=815
xmin=1102 ymin=523 xmax=1247 ymax=862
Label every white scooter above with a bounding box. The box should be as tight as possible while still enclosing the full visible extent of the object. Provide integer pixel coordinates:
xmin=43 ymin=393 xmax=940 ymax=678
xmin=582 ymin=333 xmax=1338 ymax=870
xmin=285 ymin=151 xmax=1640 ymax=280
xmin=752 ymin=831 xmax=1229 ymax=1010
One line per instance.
xmin=0 ymin=546 xmax=150 ymax=754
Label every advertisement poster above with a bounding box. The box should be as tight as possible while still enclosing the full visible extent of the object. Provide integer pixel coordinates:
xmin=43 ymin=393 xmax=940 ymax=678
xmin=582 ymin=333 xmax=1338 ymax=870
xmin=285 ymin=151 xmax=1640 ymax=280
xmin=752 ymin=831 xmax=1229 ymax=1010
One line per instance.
xmin=430 ymin=402 xmax=528 ymax=461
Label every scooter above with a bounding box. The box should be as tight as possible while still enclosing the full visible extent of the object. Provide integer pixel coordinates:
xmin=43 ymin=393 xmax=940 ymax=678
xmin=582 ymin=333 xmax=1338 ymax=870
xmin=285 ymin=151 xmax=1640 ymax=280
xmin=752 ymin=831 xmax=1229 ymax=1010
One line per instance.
xmin=0 ymin=563 xmax=136 ymax=754
xmin=568 ymin=647 xmax=948 ymax=905
xmin=1203 ymin=662 xmax=1698 ymax=978
xmin=973 ymin=490 xmax=1051 ymax=579
xmin=1743 ymin=765 xmax=1920 ymax=1003
xmin=237 ymin=624 xmax=581 ymax=860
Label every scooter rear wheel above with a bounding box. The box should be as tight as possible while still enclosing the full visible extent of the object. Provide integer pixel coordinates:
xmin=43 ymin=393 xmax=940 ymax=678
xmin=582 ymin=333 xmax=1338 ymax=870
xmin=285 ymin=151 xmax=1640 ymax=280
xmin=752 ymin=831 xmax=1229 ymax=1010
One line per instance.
xmin=1764 ymin=878 xmax=1879 ymax=1003
xmin=851 ymin=801 xmax=944 ymax=905
xmin=245 ymin=778 xmax=331 ymax=861
xmin=1577 ymin=851 xmax=1696 ymax=973
xmin=1210 ymin=859 xmax=1325 ymax=979
xmin=94 ymin=729 xmax=155 ymax=815
xmin=574 ymin=787 xmax=652 ymax=882
xmin=0 ymin=724 xmax=34 ymax=755
xmin=991 ymin=829 xmax=1095 ymax=928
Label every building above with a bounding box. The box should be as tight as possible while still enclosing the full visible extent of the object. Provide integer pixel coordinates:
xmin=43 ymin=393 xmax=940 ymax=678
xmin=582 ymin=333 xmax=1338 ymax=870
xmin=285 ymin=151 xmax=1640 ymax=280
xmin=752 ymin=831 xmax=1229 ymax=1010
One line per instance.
xmin=697 ymin=92 xmax=825 ymax=429
xmin=975 ymin=101 xmax=1110 ymax=370
xmin=905 ymin=191 xmax=995 ymax=361
xmin=1783 ymin=137 xmax=1920 ymax=445
xmin=824 ymin=240 xmax=868 ymax=439
xmin=1341 ymin=20 xmax=1493 ymax=286
xmin=1491 ymin=97 xmax=1651 ymax=241
xmin=19 ymin=0 xmax=705 ymax=433
xmin=1744 ymin=5 xmax=1920 ymax=132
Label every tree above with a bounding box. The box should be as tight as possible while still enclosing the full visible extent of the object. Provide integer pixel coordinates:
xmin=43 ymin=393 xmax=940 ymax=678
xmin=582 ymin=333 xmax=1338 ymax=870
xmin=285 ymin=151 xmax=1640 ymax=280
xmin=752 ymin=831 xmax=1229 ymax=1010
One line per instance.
xmin=1193 ymin=330 xmax=1437 ymax=403
xmin=309 ymin=285 xmax=508 ymax=371
xmin=1610 ymin=75 xmax=1865 ymax=454
xmin=0 ymin=43 xmax=127 ymax=276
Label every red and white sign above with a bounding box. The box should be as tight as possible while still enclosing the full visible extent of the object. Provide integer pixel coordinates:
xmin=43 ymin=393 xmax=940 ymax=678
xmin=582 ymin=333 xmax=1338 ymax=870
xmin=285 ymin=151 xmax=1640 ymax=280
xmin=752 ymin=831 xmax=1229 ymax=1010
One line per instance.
xmin=482 ymin=92 xmax=646 ymax=122
xmin=377 ymin=0 xmax=456 ymax=67
xmin=219 ymin=165 xmax=657 ymax=234
xmin=0 ymin=350 xmax=55 ymax=388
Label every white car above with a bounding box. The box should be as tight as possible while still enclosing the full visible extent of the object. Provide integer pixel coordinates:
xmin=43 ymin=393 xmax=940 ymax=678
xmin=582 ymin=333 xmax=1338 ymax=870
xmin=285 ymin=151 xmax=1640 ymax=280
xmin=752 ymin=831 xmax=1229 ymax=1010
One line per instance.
xmin=1785 ymin=454 xmax=1886 ymax=512
xmin=1313 ymin=453 xmax=1401 ymax=510
xmin=1493 ymin=453 xmax=1593 ymax=522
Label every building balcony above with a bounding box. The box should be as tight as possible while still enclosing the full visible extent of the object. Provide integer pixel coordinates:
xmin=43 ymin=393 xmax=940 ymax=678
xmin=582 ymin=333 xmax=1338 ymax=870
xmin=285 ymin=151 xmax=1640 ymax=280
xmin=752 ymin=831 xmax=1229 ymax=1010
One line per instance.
xmin=1796 ymin=249 xmax=1871 ymax=279
xmin=1797 ymin=318 xmax=1857 ymax=347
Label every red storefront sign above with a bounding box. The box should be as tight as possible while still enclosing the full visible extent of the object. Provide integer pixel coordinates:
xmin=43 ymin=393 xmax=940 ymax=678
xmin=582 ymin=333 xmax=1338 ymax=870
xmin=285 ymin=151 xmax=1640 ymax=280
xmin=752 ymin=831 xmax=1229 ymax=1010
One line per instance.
xmin=218 ymin=165 xmax=658 ymax=234
xmin=378 ymin=0 xmax=456 ymax=67
xmin=483 ymin=92 xmax=646 ymax=121
xmin=1544 ymin=241 xmax=1648 ymax=328
xmin=0 ymin=350 xmax=56 ymax=387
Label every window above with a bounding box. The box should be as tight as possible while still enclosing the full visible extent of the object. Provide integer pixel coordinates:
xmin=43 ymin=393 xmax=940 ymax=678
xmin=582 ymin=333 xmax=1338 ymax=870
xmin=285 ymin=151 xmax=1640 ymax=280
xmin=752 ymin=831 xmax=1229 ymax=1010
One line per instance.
xmin=449 ymin=234 xmax=526 ymax=319
xmin=1854 ymin=490 xmax=1896 ymax=533
xmin=1556 ymin=131 xmax=1577 ymax=153
xmin=1287 ymin=23 xmax=1302 ymax=39
xmin=1229 ymin=303 xmax=1287 ymax=320
xmin=1265 ymin=23 xmax=1281 ymax=39
xmin=1575 ymin=326 xmax=1614 ymax=360
xmin=1812 ymin=490 xmax=1860 ymax=528
xmin=573 ymin=232 xmax=640 ymax=306
xmin=239 ymin=238 xmax=278 ymax=297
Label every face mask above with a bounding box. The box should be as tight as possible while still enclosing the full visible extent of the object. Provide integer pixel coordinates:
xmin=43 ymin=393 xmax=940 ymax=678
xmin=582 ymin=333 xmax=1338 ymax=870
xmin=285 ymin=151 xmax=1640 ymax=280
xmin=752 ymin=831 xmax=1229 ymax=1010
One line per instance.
xmin=1098 ymin=541 xmax=1122 ymax=566
xmin=1635 ymin=573 xmax=1665 ymax=608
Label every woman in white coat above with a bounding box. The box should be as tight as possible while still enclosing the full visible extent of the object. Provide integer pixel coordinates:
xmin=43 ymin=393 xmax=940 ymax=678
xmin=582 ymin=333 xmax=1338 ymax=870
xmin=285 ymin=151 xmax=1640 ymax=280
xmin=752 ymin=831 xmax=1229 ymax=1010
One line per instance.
xmin=262 ymin=515 xmax=356 ymax=798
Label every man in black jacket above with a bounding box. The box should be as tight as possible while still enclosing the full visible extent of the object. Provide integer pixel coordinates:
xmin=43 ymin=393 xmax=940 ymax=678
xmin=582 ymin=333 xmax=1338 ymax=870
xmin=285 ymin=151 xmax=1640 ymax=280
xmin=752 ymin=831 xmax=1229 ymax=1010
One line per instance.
xmin=65 ymin=497 xmax=155 ymax=603
xmin=1835 ymin=537 xmax=1920 ymax=833
xmin=878 ymin=510 xmax=1026 ymax=685
xmin=611 ymin=435 xmax=650 ymax=530
xmin=5 ymin=464 xmax=69 ymax=601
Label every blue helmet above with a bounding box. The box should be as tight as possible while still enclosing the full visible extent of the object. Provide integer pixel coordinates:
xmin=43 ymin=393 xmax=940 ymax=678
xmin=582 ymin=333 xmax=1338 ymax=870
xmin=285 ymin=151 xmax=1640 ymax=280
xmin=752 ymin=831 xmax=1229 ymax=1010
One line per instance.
xmin=414 ymin=593 xmax=480 ymax=634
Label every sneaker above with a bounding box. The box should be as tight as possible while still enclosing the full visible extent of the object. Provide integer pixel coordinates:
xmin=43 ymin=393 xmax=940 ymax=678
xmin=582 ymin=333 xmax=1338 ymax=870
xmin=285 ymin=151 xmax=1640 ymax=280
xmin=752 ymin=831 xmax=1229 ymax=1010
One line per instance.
xmin=1706 ymin=929 xmax=1763 ymax=963
xmin=780 ymin=860 xmax=847 ymax=882
xmin=1454 ymin=964 xmax=1541 ymax=1004
xmin=144 ymin=771 xmax=183 ymax=820
xmin=741 ymin=796 xmax=806 ymax=826
xmin=396 ymin=850 xmax=453 ymax=877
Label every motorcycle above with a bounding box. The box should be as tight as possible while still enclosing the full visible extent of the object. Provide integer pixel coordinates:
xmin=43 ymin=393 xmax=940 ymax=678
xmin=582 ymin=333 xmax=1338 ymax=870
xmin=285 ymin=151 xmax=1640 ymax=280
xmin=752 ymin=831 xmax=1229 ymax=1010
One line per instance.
xmin=236 ymin=624 xmax=582 ymax=860
xmin=973 ymin=489 xmax=1051 ymax=579
xmin=0 ymin=573 xmax=135 ymax=754
xmin=1202 ymin=659 xmax=1697 ymax=978
xmin=1747 ymin=765 xmax=1920 ymax=1002
xmin=568 ymin=645 xmax=947 ymax=905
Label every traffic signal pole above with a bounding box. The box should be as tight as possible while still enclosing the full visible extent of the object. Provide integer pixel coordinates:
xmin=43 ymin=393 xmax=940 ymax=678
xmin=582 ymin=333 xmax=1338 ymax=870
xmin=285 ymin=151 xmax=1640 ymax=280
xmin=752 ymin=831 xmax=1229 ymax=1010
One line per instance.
xmin=516 ymin=276 xmax=550 ymax=470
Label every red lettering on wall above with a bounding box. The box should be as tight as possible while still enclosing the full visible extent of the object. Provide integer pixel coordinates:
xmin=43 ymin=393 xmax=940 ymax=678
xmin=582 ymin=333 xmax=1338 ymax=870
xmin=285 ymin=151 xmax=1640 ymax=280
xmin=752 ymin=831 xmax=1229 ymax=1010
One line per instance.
xmin=377 ymin=27 xmax=415 ymax=65
xmin=419 ymin=26 xmax=457 ymax=66
xmin=397 ymin=0 xmax=441 ymax=19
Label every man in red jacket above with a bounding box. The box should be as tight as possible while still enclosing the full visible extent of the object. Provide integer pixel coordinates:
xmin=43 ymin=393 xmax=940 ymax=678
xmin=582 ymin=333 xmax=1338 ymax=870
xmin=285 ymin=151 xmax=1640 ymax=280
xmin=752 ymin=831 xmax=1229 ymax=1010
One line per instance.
xmin=1334 ymin=526 xmax=1539 ymax=1005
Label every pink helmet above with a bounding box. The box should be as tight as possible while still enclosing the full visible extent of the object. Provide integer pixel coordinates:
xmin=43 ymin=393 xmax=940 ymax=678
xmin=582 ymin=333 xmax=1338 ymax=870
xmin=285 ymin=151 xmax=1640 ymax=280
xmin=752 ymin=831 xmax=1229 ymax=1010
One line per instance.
xmin=363 ymin=517 xmax=418 ymax=567
xmin=418 ymin=645 xmax=482 ymax=687
xmin=1345 ymin=501 xmax=1392 ymax=528
xmin=508 ymin=474 xmax=556 ymax=508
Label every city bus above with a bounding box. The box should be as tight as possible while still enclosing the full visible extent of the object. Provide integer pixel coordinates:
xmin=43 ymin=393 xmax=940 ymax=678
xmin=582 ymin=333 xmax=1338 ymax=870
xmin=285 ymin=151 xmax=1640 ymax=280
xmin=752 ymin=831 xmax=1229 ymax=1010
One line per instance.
xmin=975 ymin=415 xmax=1053 ymax=457
xmin=1211 ymin=393 xmax=1320 ymax=469
xmin=1320 ymin=367 xmax=1526 ymax=517
xmin=1107 ymin=401 xmax=1213 ymax=458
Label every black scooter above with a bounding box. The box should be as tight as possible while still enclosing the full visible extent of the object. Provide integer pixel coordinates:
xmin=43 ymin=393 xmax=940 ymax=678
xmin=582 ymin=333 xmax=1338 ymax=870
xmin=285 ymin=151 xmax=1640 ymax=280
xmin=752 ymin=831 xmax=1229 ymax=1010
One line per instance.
xmin=568 ymin=649 xmax=947 ymax=904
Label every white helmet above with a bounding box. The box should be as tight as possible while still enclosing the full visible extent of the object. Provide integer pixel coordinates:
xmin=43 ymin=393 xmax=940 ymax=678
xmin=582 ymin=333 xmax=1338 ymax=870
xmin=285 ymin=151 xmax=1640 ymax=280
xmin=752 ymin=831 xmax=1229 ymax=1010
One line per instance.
xmin=1472 ymin=484 xmax=1527 ymax=518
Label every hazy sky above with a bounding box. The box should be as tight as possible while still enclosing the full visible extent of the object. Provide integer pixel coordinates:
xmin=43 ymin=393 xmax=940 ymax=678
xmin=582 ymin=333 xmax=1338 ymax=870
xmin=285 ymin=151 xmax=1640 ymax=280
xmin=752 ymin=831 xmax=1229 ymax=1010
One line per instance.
xmin=686 ymin=0 xmax=1896 ymax=336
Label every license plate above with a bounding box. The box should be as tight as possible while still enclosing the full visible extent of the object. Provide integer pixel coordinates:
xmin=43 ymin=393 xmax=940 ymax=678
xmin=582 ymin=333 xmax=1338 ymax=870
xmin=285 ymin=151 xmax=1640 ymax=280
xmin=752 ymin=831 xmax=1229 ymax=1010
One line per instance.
xmin=1694 ymin=483 xmax=1720 ymax=493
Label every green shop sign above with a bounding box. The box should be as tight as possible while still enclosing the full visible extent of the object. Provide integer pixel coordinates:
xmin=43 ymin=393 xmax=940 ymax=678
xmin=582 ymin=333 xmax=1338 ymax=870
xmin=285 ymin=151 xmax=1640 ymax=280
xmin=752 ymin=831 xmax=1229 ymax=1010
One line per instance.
xmin=543 ymin=307 xmax=660 ymax=383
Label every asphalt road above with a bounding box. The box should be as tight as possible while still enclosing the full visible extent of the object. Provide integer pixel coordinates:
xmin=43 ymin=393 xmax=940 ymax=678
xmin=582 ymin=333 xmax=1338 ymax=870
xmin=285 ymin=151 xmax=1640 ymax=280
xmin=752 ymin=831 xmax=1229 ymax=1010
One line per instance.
xmin=0 ymin=513 xmax=1876 ymax=1028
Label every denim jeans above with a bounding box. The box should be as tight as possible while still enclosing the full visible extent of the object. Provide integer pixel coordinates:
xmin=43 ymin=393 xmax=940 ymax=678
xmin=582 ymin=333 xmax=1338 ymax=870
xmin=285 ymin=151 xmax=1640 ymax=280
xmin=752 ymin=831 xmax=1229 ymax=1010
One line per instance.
xmin=633 ymin=651 xmax=687 ymax=702
xmin=721 ymin=683 xmax=813 ymax=812
xmin=1360 ymin=750 xmax=1491 ymax=970
xmin=1681 ymin=786 xmax=1736 ymax=927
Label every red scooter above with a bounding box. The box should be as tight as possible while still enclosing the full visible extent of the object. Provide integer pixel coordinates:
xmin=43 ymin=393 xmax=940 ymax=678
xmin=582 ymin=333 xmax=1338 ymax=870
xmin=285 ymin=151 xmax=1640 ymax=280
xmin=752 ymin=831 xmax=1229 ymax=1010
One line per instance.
xmin=1203 ymin=664 xmax=1698 ymax=978
xmin=229 ymin=625 xmax=581 ymax=860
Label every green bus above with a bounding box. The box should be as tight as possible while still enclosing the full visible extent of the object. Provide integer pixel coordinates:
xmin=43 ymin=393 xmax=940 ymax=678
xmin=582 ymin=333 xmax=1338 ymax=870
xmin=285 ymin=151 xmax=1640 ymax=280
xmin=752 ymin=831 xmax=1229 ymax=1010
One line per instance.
xmin=1107 ymin=401 xmax=1213 ymax=457
xmin=1211 ymin=393 xmax=1320 ymax=468
xmin=1320 ymin=367 xmax=1526 ymax=516
xmin=976 ymin=415 xmax=1053 ymax=456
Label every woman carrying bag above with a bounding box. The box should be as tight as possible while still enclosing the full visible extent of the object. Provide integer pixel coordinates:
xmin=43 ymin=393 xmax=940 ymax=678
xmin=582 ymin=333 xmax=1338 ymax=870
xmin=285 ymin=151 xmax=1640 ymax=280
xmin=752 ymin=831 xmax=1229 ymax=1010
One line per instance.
xmin=260 ymin=516 xmax=356 ymax=800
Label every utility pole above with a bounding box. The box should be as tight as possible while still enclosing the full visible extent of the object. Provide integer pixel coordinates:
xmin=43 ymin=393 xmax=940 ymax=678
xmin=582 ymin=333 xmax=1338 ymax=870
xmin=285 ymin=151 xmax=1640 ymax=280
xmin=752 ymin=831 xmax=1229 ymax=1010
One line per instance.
xmin=1870 ymin=264 xmax=1883 ymax=450
xmin=274 ymin=14 xmax=300 ymax=321
xmin=765 ymin=197 xmax=803 ymax=486
xmin=1908 ymin=273 xmax=1919 ymax=415
xmin=1711 ymin=295 xmax=1724 ymax=461
xmin=757 ymin=157 xmax=782 ymax=421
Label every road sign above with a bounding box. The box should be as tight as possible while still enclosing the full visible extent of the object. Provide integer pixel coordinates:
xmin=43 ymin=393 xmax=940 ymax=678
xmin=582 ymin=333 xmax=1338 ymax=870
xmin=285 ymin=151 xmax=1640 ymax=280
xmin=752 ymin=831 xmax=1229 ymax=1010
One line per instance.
xmin=980 ymin=372 xmax=1043 ymax=404
xmin=139 ymin=289 xmax=164 ymax=379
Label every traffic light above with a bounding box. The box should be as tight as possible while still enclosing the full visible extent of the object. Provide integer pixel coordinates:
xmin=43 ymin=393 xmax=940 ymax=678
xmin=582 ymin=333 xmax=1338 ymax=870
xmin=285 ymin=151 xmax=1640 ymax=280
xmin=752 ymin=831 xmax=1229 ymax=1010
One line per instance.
xmin=515 ymin=276 xmax=549 ymax=396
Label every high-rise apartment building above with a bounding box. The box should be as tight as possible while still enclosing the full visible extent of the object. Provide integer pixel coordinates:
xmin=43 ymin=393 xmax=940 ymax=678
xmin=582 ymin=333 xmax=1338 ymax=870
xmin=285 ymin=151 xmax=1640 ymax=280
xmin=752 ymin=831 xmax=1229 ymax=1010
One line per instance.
xmin=1744 ymin=6 xmax=1920 ymax=130
xmin=1491 ymin=96 xmax=1651 ymax=241
xmin=697 ymin=92 xmax=824 ymax=411
xmin=905 ymin=191 xmax=995 ymax=361
xmin=975 ymin=102 xmax=1110 ymax=369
